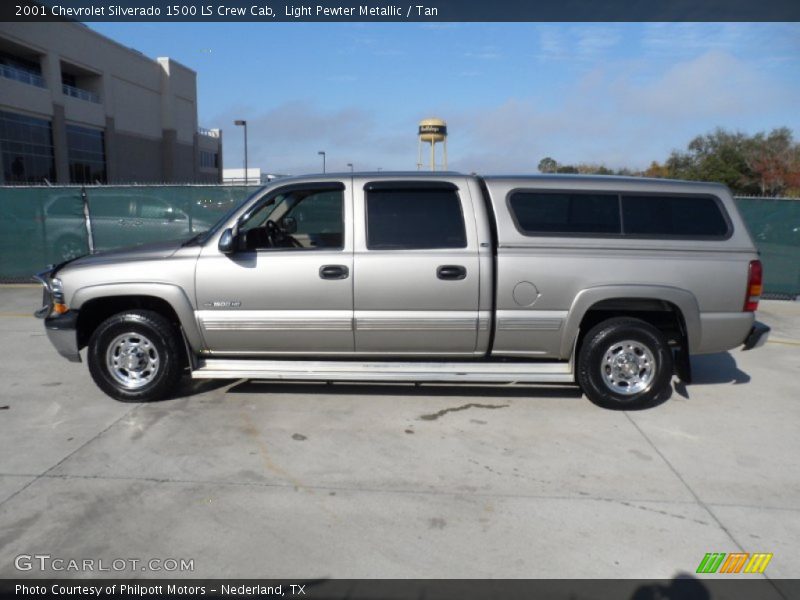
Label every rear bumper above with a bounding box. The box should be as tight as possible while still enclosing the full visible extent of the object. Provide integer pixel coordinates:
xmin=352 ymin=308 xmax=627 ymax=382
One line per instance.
xmin=742 ymin=321 xmax=770 ymax=351
xmin=44 ymin=310 xmax=82 ymax=363
xmin=696 ymin=312 xmax=754 ymax=354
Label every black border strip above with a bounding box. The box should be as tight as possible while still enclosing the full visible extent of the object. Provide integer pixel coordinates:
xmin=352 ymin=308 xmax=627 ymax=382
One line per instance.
xmin=1 ymin=578 xmax=799 ymax=600
xmin=4 ymin=0 xmax=800 ymax=22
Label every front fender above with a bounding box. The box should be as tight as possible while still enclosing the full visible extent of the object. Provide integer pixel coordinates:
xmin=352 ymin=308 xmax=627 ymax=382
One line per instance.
xmin=70 ymin=283 xmax=205 ymax=353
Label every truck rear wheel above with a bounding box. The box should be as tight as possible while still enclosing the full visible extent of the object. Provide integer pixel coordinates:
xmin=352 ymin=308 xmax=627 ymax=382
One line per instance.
xmin=578 ymin=317 xmax=673 ymax=409
xmin=87 ymin=310 xmax=184 ymax=402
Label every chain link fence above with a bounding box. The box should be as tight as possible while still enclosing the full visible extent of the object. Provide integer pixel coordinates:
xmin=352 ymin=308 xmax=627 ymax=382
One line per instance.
xmin=735 ymin=197 xmax=800 ymax=299
xmin=1 ymin=186 xmax=798 ymax=298
xmin=0 ymin=185 xmax=257 ymax=281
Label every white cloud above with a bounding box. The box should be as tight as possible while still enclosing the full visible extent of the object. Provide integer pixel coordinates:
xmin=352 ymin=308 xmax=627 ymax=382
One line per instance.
xmin=215 ymin=101 xmax=413 ymax=174
xmin=216 ymin=51 xmax=799 ymax=175
xmin=640 ymin=23 xmax=800 ymax=65
xmin=620 ymin=51 xmax=778 ymax=119
xmin=448 ymin=50 xmax=798 ymax=173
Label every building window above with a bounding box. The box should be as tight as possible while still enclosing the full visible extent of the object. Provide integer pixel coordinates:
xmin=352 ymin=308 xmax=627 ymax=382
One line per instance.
xmin=0 ymin=110 xmax=55 ymax=184
xmin=66 ymin=124 xmax=106 ymax=183
xmin=0 ymin=50 xmax=45 ymax=88
xmin=200 ymin=150 xmax=218 ymax=169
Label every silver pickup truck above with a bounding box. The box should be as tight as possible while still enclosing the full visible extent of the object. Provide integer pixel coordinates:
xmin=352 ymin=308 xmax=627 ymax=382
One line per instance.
xmin=35 ymin=173 xmax=770 ymax=408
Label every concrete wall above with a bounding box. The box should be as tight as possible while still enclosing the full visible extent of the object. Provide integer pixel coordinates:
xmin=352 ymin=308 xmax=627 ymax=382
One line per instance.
xmin=172 ymin=140 xmax=197 ymax=182
xmin=112 ymin=77 xmax=162 ymax=139
xmin=0 ymin=77 xmax=53 ymax=118
xmin=0 ymin=21 xmax=222 ymax=183
xmin=111 ymin=132 xmax=163 ymax=183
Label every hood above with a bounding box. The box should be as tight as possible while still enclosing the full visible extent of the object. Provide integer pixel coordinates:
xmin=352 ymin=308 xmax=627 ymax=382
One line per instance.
xmin=62 ymin=239 xmax=185 ymax=270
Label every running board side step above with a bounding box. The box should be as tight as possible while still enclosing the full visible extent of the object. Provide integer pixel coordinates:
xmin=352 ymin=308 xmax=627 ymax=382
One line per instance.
xmin=192 ymin=359 xmax=574 ymax=384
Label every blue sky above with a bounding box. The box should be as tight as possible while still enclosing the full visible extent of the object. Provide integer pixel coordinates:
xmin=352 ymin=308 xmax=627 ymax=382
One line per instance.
xmin=90 ymin=22 xmax=800 ymax=175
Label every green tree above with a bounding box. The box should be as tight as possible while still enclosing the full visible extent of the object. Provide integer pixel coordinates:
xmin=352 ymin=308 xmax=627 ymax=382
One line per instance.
xmin=537 ymin=157 xmax=557 ymax=173
xmin=575 ymin=163 xmax=614 ymax=175
xmin=745 ymin=127 xmax=800 ymax=196
xmin=665 ymin=128 xmax=759 ymax=194
xmin=644 ymin=161 xmax=669 ymax=178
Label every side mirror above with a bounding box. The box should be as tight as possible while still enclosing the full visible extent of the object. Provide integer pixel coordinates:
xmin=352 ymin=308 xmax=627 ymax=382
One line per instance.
xmin=281 ymin=216 xmax=298 ymax=234
xmin=218 ymin=228 xmax=235 ymax=254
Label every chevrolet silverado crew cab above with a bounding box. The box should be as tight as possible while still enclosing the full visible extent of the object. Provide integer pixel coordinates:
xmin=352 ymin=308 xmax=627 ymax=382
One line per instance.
xmin=35 ymin=173 xmax=770 ymax=408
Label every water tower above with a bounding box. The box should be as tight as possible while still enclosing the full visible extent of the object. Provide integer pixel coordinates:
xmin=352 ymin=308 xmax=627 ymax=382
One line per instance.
xmin=418 ymin=118 xmax=447 ymax=171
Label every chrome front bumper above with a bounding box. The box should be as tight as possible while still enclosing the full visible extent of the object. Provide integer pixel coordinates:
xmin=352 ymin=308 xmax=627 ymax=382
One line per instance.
xmin=34 ymin=269 xmax=82 ymax=363
xmin=33 ymin=269 xmax=55 ymax=318
xmin=743 ymin=321 xmax=770 ymax=351
xmin=44 ymin=311 xmax=81 ymax=362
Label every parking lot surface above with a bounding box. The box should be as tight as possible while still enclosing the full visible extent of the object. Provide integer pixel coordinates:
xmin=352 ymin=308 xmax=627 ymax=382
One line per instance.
xmin=0 ymin=286 xmax=798 ymax=589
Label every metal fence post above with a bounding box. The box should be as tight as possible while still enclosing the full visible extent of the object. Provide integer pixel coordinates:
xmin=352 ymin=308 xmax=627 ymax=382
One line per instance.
xmin=81 ymin=185 xmax=95 ymax=254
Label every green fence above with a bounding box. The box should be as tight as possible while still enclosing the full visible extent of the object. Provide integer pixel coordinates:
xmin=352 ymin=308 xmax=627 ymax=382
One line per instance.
xmin=0 ymin=186 xmax=798 ymax=298
xmin=735 ymin=197 xmax=800 ymax=298
xmin=0 ymin=185 xmax=257 ymax=281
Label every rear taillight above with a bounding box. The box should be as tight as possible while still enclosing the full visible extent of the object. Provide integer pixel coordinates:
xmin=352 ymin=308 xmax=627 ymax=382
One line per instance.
xmin=744 ymin=260 xmax=763 ymax=312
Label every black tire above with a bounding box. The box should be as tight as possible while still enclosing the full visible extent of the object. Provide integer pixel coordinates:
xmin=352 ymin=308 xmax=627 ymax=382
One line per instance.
xmin=87 ymin=310 xmax=184 ymax=402
xmin=577 ymin=317 xmax=673 ymax=409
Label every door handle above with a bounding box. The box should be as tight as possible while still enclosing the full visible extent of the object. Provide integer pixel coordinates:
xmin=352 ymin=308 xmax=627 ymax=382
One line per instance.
xmin=437 ymin=265 xmax=467 ymax=280
xmin=319 ymin=264 xmax=349 ymax=280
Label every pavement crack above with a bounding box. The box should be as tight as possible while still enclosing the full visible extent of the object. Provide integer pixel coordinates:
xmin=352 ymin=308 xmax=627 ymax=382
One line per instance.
xmin=624 ymin=413 xmax=789 ymax=599
xmin=0 ymin=403 xmax=140 ymax=510
xmin=419 ymin=402 xmax=509 ymax=421
xmin=10 ymin=472 xmax=713 ymax=507
xmin=596 ymin=496 xmax=709 ymax=526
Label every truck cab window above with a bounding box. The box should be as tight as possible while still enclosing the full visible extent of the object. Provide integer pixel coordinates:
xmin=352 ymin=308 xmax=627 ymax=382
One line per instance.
xmin=238 ymin=188 xmax=344 ymax=251
xmin=366 ymin=187 xmax=467 ymax=250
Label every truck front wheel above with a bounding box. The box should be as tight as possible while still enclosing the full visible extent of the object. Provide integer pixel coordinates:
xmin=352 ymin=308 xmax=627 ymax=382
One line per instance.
xmin=87 ymin=310 xmax=184 ymax=402
xmin=578 ymin=317 xmax=673 ymax=409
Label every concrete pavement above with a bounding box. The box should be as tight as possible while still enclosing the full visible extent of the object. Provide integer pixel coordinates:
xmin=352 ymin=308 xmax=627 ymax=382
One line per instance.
xmin=0 ymin=286 xmax=798 ymax=587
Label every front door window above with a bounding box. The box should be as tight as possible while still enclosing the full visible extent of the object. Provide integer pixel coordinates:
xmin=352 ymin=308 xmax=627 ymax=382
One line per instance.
xmin=239 ymin=189 xmax=343 ymax=251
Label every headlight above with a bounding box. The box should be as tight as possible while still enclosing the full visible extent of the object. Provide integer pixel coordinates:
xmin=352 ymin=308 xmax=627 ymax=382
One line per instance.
xmin=50 ymin=277 xmax=68 ymax=314
xmin=51 ymin=277 xmax=63 ymax=296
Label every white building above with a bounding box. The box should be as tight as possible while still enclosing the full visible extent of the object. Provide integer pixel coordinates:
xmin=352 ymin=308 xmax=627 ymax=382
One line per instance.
xmin=0 ymin=20 xmax=222 ymax=184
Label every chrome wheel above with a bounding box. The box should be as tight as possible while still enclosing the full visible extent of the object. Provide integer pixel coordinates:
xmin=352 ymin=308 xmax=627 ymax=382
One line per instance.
xmin=105 ymin=332 xmax=160 ymax=389
xmin=601 ymin=339 xmax=656 ymax=395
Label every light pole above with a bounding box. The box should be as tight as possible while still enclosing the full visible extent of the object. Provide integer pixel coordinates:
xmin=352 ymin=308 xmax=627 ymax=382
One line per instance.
xmin=234 ymin=120 xmax=248 ymax=184
xmin=347 ymin=162 xmax=354 ymax=173
xmin=318 ymin=151 xmax=326 ymax=173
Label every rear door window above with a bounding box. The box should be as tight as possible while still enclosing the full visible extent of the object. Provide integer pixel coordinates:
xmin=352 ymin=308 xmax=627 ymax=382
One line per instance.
xmin=366 ymin=186 xmax=467 ymax=250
